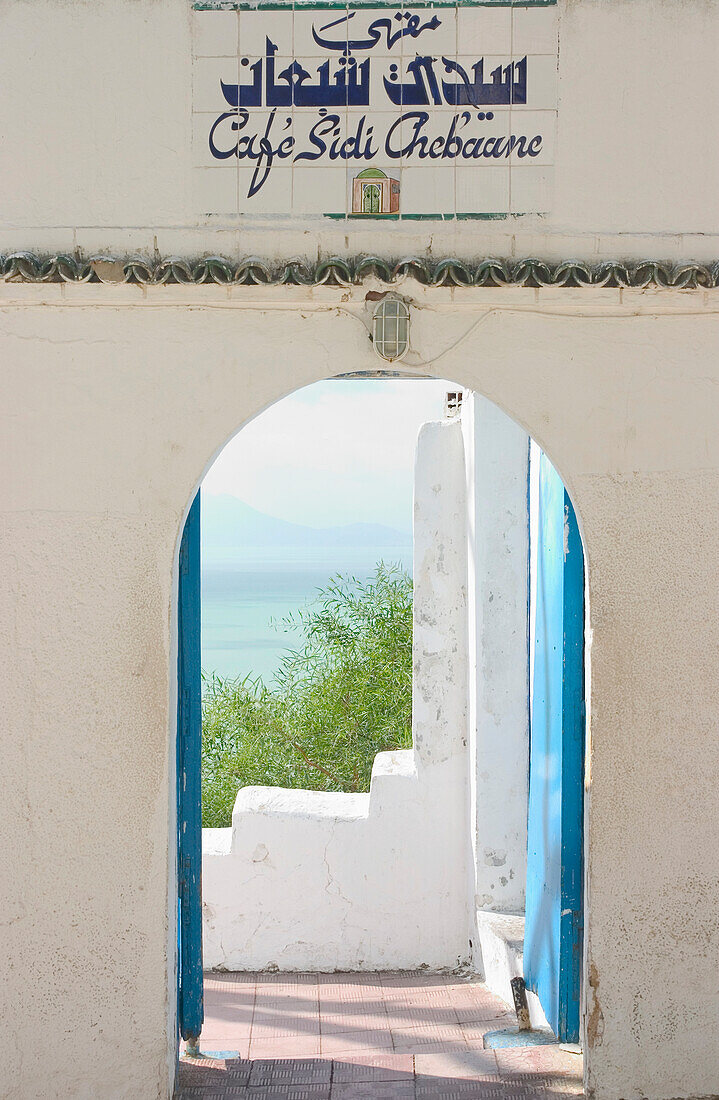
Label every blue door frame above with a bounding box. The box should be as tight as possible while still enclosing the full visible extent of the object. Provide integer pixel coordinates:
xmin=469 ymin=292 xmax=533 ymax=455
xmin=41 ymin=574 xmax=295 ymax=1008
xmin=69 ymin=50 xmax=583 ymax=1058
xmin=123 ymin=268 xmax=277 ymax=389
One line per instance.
xmin=524 ymin=454 xmax=585 ymax=1043
xmin=177 ymin=491 xmax=204 ymax=1051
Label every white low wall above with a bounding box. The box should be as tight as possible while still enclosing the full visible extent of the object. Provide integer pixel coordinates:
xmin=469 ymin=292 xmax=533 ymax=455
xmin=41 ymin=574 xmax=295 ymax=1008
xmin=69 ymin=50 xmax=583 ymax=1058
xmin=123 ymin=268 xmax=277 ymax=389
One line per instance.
xmin=202 ymin=418 xmax=470 ymax=971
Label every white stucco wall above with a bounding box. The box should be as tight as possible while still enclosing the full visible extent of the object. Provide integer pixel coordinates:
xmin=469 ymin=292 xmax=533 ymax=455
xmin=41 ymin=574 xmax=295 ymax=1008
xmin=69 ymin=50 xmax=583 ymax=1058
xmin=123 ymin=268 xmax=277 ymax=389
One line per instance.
xmin=2 ymin=1 xmax=719 ymax=1098
xmin=202 ymin=419 xmax=470 ymax=972
xmin=2 ymin=286 xmax=718 ymax=1100
xmin=461 ymin=393 xmax=530 ymax=929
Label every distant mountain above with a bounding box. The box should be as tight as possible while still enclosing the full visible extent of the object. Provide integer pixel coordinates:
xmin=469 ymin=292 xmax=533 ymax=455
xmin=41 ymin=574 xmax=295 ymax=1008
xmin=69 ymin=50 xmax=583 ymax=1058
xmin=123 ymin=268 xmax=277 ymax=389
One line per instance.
xmin=201 ymin=495 xmax=412 ymax=555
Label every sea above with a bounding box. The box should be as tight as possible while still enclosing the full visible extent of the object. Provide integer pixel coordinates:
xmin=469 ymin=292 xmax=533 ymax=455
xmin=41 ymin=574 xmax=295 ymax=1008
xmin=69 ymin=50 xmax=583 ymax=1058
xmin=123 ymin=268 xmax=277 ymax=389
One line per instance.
xmin=201 ymin=545 xmax=413 ymax=686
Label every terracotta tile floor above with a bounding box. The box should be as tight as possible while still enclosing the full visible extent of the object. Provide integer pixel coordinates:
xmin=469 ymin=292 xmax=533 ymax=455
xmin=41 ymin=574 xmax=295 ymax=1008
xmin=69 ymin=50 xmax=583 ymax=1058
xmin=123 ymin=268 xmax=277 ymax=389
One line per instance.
xmin=177 ymin=972 xmax=583 ymax=1098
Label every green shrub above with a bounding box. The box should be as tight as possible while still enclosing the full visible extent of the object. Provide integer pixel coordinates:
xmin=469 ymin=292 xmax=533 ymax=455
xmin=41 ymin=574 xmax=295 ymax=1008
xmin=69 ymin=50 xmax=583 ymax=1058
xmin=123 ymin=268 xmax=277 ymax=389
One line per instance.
xmin=201 ymin=563 xmax=413 ymax=828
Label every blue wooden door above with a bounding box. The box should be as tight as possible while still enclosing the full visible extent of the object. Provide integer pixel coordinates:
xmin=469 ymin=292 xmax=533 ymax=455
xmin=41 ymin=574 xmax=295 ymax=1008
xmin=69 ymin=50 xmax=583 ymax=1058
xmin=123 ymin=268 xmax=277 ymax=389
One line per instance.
xmin=177 ymin=491 xmax=204 ymax=1050
xmin=524 ymin=454 xmax=585 ymax=1042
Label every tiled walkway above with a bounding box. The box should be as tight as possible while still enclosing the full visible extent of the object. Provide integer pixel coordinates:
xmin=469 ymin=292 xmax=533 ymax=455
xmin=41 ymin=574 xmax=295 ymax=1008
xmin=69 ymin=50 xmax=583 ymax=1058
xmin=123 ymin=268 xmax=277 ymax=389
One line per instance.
xmin=177 ymin=972 xmax=583 ymax=1098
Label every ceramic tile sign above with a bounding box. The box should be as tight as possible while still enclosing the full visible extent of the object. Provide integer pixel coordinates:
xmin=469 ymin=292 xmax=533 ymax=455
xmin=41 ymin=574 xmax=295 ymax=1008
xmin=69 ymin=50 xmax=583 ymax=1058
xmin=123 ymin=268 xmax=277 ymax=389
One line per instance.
xmin=192 ymin=3 xmax=558 ymax=218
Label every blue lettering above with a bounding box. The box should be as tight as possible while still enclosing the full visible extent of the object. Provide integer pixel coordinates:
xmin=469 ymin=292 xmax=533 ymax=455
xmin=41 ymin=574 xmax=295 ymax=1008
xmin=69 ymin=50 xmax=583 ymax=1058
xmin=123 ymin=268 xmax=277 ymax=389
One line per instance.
xmin=294 ymin=113 xmax=341 ymax=162
xmin=209 ymin=111 xmax=243 ymax=159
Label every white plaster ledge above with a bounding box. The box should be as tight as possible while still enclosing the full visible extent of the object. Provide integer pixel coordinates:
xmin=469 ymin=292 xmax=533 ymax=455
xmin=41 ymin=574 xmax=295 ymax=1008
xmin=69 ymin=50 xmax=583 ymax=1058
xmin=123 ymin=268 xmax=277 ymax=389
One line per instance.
xmin=370 ymin=749 xmax=417 ymax=780
xmin=202 ymin=752 xmax=419 ymax=861
xmin=476 ymin=910 xmax=549 ymax=1031
xmin=232 ymin=784 xmax=370 ymax=821
xmin=371 ymin=748 xmax=417 ymax=783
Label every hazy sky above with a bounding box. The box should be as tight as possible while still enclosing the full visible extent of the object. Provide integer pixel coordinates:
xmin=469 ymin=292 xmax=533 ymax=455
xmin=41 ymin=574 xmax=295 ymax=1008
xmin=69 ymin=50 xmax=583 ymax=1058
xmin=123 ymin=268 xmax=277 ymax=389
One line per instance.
xmin=202 ymin=378 xmax=455 ymax=532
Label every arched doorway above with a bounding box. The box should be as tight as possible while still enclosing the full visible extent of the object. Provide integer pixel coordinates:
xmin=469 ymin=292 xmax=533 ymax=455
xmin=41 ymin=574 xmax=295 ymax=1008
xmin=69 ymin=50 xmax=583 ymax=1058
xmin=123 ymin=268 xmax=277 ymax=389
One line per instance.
xmin=175 ymin=378 xmax=587 ymax=1094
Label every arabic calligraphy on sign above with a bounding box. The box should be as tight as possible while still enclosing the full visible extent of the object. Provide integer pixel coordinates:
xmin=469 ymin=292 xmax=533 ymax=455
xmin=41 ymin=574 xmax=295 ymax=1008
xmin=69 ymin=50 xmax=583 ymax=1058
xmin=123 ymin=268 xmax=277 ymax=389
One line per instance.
xmin=192 ymin=5 xmax=558 ymax=216
xmin=221 ymin=36 xmax=527 ymax=110
xmin=311 ymin=10 xmax=442 ymax=52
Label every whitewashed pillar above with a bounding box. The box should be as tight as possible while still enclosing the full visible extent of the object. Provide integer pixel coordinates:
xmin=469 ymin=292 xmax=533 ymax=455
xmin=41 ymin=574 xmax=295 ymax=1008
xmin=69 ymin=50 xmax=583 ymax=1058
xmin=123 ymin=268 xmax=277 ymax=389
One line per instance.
xmin=461 ymin=393 xmax=530 ymax=921
xmin=411 ymin=416 xmax=472 ymax=963
xmin=412 ymin=418 xmax=469 ymax=772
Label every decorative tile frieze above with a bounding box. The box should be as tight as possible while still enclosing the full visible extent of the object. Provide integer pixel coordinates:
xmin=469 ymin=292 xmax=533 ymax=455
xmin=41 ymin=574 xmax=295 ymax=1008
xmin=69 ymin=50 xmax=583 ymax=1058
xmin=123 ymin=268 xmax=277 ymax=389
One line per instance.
xmin=0 ymin=252 xmax=717 ymax=289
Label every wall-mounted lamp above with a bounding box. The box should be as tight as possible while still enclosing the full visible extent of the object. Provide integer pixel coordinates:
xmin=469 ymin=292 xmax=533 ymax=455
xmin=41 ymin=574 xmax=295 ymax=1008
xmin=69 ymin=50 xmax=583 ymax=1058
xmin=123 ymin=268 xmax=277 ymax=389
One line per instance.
xmin=372 ymin=297 xmax=410 ymax=363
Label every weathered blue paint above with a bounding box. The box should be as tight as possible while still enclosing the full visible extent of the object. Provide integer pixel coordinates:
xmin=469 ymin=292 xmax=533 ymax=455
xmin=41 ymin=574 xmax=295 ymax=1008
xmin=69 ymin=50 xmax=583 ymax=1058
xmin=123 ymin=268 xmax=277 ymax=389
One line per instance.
xmin=524 ymin=454 xmax=585 ymax=1043
xmin=177 ymin=492 xmax=204 ymax=1047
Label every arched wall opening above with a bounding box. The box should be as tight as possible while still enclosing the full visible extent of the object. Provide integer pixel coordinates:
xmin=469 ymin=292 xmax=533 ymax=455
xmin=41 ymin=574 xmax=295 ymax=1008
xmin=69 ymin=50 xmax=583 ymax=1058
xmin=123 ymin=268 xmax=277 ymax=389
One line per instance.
xmin=2 ymin=280 xmax=716 ymax=1100
xmin=171 ymin=362 xmax=590 ymax=1083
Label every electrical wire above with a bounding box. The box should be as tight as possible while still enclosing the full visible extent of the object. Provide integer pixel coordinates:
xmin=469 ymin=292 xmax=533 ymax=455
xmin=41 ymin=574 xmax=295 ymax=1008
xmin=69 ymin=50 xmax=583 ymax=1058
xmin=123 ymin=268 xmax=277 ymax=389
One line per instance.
xmin=333 ymin=302 xmax=719 ymax=372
